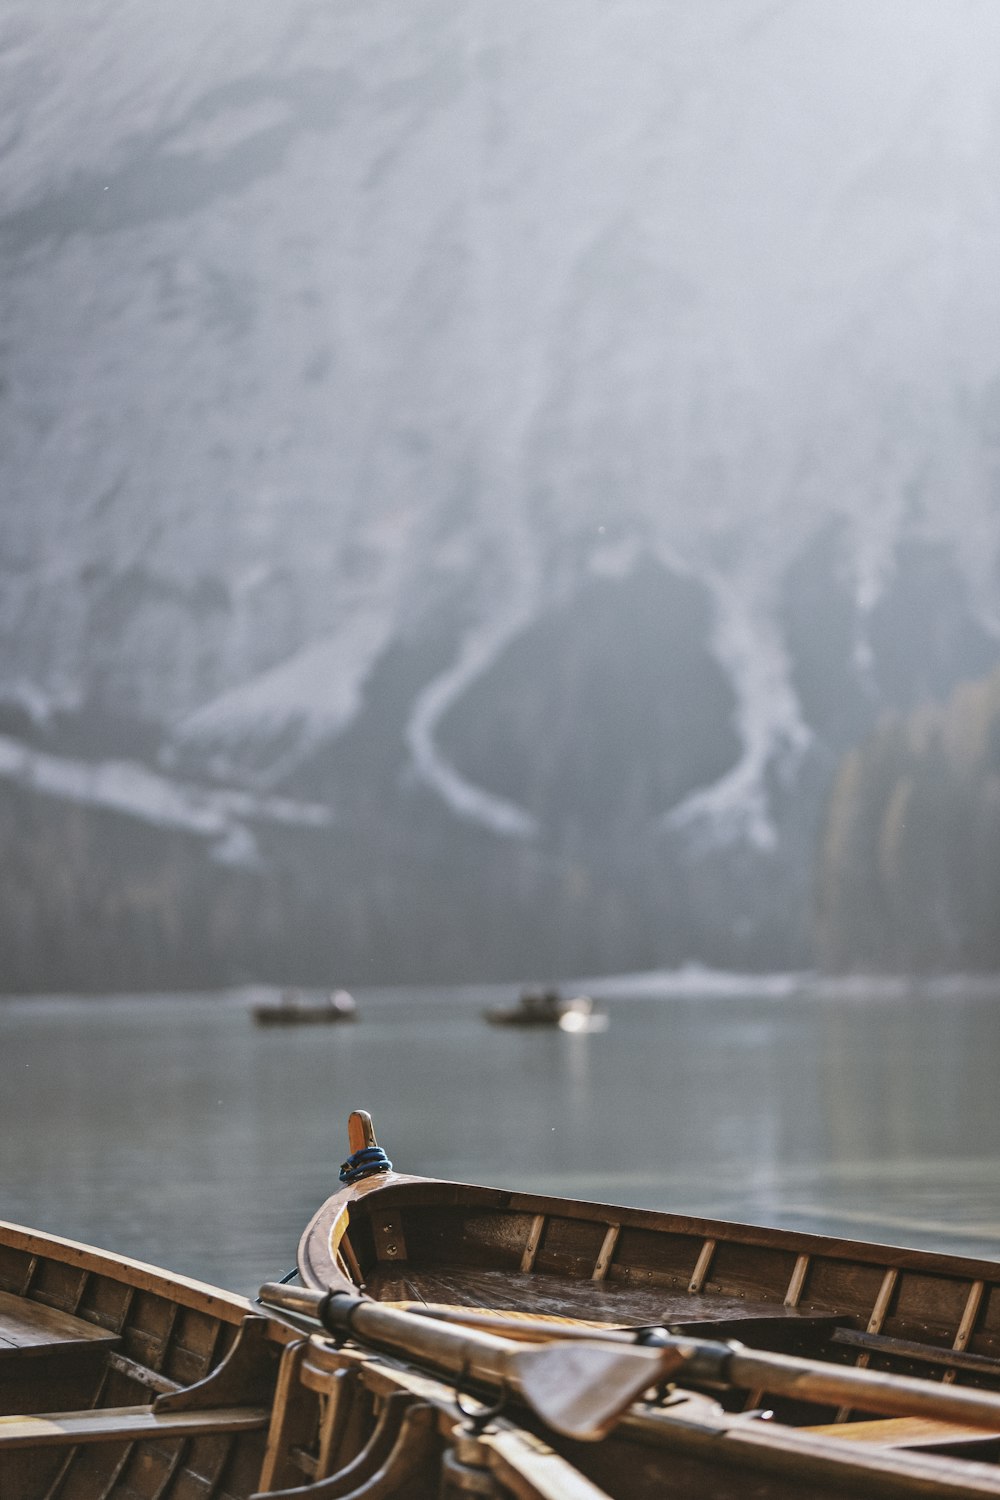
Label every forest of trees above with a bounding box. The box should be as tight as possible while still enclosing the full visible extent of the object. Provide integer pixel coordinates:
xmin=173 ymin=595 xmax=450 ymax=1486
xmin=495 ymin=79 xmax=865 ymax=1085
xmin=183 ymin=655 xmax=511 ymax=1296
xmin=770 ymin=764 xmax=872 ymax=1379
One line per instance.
xmin=817 ymin=666 xmax=1000 ymax=973
xmin=0 ymin=777 xmax=697 ymax=994
xmin=5 ymin=657 xmax=1000 ymax=992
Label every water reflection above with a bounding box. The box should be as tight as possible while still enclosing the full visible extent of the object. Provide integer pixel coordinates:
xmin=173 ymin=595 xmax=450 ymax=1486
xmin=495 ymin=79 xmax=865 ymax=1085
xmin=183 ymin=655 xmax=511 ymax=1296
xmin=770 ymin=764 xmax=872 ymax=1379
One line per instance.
xmin=1 ymin=984 xmax=999 ymax=1295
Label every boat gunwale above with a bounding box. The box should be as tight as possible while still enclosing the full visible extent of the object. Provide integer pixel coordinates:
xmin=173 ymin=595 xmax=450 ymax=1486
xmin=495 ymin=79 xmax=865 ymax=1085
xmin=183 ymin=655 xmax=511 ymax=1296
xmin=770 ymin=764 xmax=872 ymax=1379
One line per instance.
xmin=0 ymin=1219 xmax=254 ymax=1323
xmin=298 ymin=1171 xmax=1000 ymax=1292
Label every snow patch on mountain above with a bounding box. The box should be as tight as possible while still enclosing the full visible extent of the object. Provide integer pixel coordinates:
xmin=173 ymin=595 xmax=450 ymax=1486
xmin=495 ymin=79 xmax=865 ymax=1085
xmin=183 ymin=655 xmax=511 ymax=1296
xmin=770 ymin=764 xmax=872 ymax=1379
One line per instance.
xmin=663 ymin=564 xmax=813 ymax=848
xmin=0 ymin=679 xmax=82 ymax=729
xmin=404 ymin=508 xmax=545 ymax=838
xmin=172 ymin=605 xmax=396 ymax=784
xmin=405 ymin=609 xmax=540 ymax=840
xmin=0 ymin=733 xmax=332 ymax=863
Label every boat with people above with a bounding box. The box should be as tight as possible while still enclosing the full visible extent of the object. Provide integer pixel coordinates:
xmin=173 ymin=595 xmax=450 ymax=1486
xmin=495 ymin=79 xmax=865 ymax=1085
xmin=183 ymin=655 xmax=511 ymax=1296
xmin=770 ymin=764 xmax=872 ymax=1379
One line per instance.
xmin=251 ymin=987 xmax=358 ymax=1027
xmin=483 ymin=986 xmax=608 ymax=1031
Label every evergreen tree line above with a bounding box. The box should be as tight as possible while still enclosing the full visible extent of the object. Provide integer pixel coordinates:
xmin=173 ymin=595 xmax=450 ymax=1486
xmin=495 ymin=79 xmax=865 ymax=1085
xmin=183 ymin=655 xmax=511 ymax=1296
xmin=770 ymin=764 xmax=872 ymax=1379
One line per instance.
xmin=6 ymin=660 xmax=1000 ymax=991
xmin=817 ymin=666 xmax=1000 ymax=972
xmin=0 ymin=782 xmax=704 ymax=993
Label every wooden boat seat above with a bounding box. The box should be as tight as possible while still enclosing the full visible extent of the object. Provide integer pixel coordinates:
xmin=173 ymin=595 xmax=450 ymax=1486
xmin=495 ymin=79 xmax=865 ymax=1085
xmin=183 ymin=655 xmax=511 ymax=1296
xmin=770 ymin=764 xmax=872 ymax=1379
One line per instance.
xmin=805 ymin=1415 xmax=1000 ymax=1454
xmin=0 ymin=1290 xmax=120 ymax=1363
xmin=0 ymin=1402 xmax=270 ymax=1450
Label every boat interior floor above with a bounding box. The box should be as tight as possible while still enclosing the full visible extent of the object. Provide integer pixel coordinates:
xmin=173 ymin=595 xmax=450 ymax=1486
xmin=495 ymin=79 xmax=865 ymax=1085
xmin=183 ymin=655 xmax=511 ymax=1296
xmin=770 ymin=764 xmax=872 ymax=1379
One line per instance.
xmin=365 ymin=1266 xmax=848 ymax=1351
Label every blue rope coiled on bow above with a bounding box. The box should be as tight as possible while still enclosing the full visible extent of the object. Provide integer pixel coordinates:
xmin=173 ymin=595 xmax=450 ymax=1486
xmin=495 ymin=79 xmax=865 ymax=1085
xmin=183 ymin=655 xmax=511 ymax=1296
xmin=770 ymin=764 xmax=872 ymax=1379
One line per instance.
xmin=339 ymin=1145 xmax=393 ymax=1184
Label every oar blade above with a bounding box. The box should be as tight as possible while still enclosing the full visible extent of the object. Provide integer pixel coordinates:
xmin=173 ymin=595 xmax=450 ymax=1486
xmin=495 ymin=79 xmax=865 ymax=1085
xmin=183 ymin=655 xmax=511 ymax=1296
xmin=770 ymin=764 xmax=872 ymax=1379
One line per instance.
xmin=512 ymin=1341 xmax=682 ymax=1441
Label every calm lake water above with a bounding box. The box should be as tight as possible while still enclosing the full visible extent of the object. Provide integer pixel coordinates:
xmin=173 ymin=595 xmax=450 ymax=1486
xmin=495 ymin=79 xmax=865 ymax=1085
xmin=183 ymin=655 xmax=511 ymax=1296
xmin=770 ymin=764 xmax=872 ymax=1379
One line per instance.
xmin=3 ymin=978 xmax=1000 ymax=1297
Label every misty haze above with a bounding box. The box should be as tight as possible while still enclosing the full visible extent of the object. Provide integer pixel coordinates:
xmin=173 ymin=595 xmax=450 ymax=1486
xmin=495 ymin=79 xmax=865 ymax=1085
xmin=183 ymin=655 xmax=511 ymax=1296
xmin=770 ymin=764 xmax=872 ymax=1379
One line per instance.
xmin=2 ymin=0 xmax=1000 ymax=991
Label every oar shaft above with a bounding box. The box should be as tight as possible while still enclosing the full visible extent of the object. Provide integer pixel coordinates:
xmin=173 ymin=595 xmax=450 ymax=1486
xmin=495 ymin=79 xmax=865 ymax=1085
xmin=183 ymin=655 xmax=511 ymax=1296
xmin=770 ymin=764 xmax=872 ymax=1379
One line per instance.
xmin=725 ymin=1345 xmax=1000 ymax=1430
xmin=396 ymin=1304 xmax=632 ymax=1344
xmin=260 ymin=1282 xmax=520 ymax=1386
xmin=390 ymin=1309 xmax=1000 ymax=1430
xmin=258 ymin=1283 xmax=329 ymax=1322
xmin=346 ymin=1298 xmax=520 ymax=1386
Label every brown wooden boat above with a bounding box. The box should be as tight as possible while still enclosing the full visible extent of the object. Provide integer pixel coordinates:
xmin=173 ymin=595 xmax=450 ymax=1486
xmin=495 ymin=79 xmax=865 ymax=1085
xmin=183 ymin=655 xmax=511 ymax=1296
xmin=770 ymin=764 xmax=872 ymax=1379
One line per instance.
xmin=252 ymin=989 xmax=358 ymax=1027
xmin=0 ymin=1217 xmax=594 ymax=1499
xmin=483 ymin=988 xmax=607 ymax=1031
xmin=273 ymin=1109 xmax=1000 ymax=1498
xmin=0 ymin=1218 xmax=280 ymax=1500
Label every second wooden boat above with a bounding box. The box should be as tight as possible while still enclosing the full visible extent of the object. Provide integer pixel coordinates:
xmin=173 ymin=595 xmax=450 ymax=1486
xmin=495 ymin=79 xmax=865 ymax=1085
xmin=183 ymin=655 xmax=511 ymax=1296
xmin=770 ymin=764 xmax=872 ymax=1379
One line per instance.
xmin=252 ymin=989 xmax=358 ymax=1027
xmin=279 ymin=1109 xmax=1000 ymax=1498
xmin=483 ymin=988 xmax=607 ymax=1031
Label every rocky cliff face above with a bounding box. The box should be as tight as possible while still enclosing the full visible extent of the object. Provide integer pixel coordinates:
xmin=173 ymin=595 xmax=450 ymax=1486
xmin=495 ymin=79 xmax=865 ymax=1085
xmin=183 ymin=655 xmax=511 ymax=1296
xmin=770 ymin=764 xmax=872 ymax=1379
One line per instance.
xmin=2 ymin=2 xmax=999 ymax=987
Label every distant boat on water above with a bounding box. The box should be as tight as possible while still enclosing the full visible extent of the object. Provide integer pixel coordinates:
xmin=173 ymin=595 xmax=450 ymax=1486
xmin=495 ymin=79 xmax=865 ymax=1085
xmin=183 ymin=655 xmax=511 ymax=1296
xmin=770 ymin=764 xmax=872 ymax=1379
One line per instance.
xmin=251 ymin=988 xmax=358 ymax=1027
xmin=483 ymin=985 xmax=608 ymax=1032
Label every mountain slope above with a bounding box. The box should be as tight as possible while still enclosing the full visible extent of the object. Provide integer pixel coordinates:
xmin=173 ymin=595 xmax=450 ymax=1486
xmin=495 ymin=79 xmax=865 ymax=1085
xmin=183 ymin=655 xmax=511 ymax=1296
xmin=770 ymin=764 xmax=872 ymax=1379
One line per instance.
xmin=2 ymin=1 xmax=1000 ymax=984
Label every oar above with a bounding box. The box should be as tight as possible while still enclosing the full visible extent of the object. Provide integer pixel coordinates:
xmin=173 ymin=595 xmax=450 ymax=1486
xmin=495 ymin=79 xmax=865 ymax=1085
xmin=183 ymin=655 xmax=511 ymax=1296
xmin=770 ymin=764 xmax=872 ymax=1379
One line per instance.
xmin=258 ymin=1281 xmax=676 ymax=1440
xmin=258 ymin=1282 xmax=1000 ymax=1442
xmin=390 ymin=1303 xmax=638 ymax=1343
xmin=481 ymin=1316 xmax=1000 ymax=1434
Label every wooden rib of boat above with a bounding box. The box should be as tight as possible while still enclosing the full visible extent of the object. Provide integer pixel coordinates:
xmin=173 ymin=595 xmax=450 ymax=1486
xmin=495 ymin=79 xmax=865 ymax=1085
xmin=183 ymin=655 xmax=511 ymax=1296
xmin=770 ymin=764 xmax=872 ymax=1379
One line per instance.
xmin=252 ymin=988 xmax=358 ymax=1027
xmin=0 ymin=1217 xmax=594 ymax=1499
xmin=279 ymin=1108 xmax=1000 ymax=1498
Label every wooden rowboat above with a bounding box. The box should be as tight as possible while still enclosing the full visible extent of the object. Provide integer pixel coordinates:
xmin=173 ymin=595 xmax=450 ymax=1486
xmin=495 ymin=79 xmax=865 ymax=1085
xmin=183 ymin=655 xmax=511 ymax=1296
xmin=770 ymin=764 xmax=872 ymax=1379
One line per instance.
xmin=0 ymin=1218 xmax=280 ymax=1499
xmin=0 ymin=1217 xmax=596 ymax=1499
xmin=252 ymin=989 xmax=358 ymax=1027
xmin=274 ymin=1109 xmax=1000 ymax=1498
xmin=483 ymin=988 xmax=607 ymax=1031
